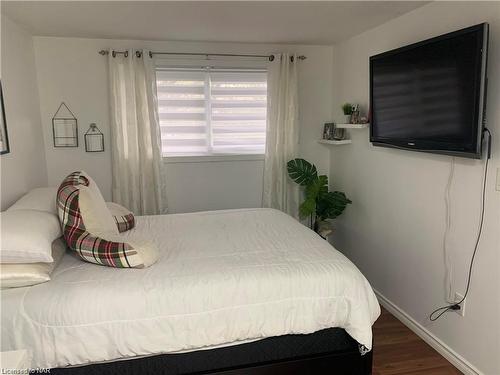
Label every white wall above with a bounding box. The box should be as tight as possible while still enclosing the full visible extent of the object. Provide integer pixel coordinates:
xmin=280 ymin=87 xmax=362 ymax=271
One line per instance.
xmin=33 ymin=37 xmax=333 ymax=212
xmin=0 ymin=16 xmax=47 ymax=210
xmin=330 ymin=2 xmax=499 ymax=374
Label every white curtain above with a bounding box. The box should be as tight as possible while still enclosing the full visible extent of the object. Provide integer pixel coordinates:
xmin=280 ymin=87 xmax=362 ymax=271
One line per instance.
xmin=108 ymin=50 xmax=167 ymax=215
xmin=262 ymin=53 xmax=300 ymax=218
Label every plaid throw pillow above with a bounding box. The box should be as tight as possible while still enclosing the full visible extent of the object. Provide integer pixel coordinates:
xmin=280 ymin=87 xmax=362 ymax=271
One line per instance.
xmin=106 ymin=202 xmax=135 ymax=233
xmin=57 ymin=172 xmax=158 ymax=268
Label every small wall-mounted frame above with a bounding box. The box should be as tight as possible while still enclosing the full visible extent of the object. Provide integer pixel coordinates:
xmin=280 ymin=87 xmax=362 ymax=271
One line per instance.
xmin=52 ymin=102 xmax=78 ymax=147
xmin=0 ymin=80 xmax=10 ymax=155
xmin=322 ymin=122 xmax=335 ymax=140
xmin=85 ymin=123 xmax=104 ymax=152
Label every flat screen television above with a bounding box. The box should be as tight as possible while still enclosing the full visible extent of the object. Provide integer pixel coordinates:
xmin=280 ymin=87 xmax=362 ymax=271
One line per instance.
xmin=370 ymin=23 xmax=489 ymax=159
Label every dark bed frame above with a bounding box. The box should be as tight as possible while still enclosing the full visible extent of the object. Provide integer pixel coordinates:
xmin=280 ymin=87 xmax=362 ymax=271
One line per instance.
xmin=51 ymin=328 xmax=373 ymax=375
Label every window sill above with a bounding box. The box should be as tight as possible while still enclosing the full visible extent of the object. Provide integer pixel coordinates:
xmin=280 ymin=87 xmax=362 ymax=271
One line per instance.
xmin=163 ymin=154 xmax=265 ymax=164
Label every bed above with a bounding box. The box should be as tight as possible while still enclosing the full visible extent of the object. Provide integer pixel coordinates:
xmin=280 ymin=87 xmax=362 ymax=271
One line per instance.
xmin=1 ymin=208 xmax=380 ymax=374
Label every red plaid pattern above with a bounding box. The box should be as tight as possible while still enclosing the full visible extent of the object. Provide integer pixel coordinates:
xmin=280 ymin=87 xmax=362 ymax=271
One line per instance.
xmin=106 ymin=202 xmax=136 ymax=233
xmin=57 ymin=172 xmax=144 ymax=268
xmin=114 ymin=213 xmax=135 ymax=233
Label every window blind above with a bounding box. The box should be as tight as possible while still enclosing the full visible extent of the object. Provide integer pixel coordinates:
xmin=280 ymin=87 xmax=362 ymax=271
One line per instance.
xmin=156 ymin=68 xmax=267 ymax=157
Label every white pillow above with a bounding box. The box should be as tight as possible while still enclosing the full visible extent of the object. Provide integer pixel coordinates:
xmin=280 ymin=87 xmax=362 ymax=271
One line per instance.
xmin=7 ymin=187 xmax=57 ymax=215
xmin=0 ymin=210 xmax=61 ymax=263
xmin=102 ymin=232 xmax=159 ymax=268
xmin=80 ymin=171 xmax=107 ymax=204
xmin=106 ymin=202 xmax=131 ymax=217
xmin=0 ymin=238 xmax=66 ymax=288
xmin=78 ymin=186 xmax=118 ymax=236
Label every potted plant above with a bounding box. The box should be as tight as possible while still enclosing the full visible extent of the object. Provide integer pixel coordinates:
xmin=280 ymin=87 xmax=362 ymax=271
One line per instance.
xmin=341 ymin=103 xmax=353 ymax=123
xmin=287 ymin=158 xmax=352 ymax=238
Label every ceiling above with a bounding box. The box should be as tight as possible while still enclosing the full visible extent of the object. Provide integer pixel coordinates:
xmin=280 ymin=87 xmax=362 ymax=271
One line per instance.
xmin=1 ymin=1 xmax=429 ymax=45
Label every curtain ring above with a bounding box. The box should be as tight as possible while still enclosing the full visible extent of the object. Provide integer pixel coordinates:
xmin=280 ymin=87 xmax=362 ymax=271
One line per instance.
xmin=124 ymin=51 xmax=129 ymax=58
xmin=112 ymin=50 xmax=116 ymax=58
xmin=135 ymin=51 xmax=142 ymax=58
xmin=290 ymin=56 xmax=295 ymax=63
xmin=269 ymin=55 xmax=275 ymax=62
xmin=149 ymin=51 xmax=153 ymax=58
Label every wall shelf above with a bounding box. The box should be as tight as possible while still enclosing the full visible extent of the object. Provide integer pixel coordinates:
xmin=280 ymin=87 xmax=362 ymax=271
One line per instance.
xmin=318 ymin=139 xmax=352 ymax=145
xmin=336 ymin=123 xmax=369 ymax=129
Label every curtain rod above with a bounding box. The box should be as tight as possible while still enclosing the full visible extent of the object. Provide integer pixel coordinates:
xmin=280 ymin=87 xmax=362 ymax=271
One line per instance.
xmin=98 ymin=50 xmax=307 ymax=61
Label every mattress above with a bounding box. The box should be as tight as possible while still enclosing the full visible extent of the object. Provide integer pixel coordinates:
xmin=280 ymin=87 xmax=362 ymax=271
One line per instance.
xmin=1 ymin=208 xmax=380 ymax=369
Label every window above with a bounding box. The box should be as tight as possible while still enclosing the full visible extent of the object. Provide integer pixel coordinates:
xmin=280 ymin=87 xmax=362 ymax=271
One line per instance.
xmin=156 ymin=67 xmax=267 ymax=157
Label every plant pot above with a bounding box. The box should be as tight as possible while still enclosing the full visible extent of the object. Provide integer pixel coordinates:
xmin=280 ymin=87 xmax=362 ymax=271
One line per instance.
xmin=314 ymin=220 xmax=334 ymax=239
xmin=344 ymin=114 xmax=351 ymax=124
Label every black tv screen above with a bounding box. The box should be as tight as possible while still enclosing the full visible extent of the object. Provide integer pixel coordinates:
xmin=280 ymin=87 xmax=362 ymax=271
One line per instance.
xmin=370 ymin=23 xmax=488 ymax=159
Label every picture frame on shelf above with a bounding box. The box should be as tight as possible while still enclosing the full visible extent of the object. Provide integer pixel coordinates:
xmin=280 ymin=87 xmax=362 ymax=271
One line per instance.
xmin=323 ymin=122 xmax=335 ymax=140
xmin=332 ymin=127 xmax=346 ymax=140
xmin=350 ymin=104 xmax=360 ymax=124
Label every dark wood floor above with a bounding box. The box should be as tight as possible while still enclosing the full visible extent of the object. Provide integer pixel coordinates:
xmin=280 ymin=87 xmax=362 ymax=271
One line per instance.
xmin=372 ymin=307 xmax=462 ymax=375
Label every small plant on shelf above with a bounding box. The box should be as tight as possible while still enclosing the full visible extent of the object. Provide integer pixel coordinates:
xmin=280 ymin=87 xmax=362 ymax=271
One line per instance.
xmin=341 ymin=103 xmax=352 ymax=115
xmin=287 ymin=158 xmax=352 ymax=237
xmin=341 ymin=103 xmax=353 ymax=123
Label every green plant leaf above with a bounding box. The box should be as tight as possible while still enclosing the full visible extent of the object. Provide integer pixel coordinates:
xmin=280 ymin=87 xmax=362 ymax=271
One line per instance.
xmin=298 ymin=175 xmax=328 ymax=219
xmin=341 ymin=103 xmax=352 ymax=115
xmin=305 ymin=175 xmax=328 ymax=201
xmin=316 ymin=191 xmax=352 ymax=221
xmin=299 ymin=197 xmax=316 ymax=218
xmin=287 ymin=158 xmax=318 ymax=186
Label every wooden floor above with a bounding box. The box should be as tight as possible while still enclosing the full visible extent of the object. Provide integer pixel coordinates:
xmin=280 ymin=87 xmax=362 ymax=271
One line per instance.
xmin=372 ymin=307 xmax=462 ymax=375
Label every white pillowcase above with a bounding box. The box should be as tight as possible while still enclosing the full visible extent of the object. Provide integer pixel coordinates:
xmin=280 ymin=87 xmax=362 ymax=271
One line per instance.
xmin=100 ymin=232 xmax=159 ymax=268
xmin=77 ymin=171 xmax=118 ymax=235
xmin=80 ymin=171 xmax=111 ymax=211
xmin=0 ymin=238 xmax=66 ymax=288
xmin=7 ymin=187 xmax=58 ymax=215
xmin=0 ymin=210 xmax=61 ymax=263
xmin=106 ymin=202 xmax=132 ymax=217
xmin=78 ymin=186 xmax=118 ymax=236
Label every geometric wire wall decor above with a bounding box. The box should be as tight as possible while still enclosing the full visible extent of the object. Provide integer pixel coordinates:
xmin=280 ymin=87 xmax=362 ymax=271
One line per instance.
xmin=52 ymin=102 xmax=78 ymax=147
xmin=84 ymin=123 xmax=104 ymax=152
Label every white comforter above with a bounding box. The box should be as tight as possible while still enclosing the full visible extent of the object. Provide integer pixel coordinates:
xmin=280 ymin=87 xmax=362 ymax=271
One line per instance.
xmin=1 ymin=208 xmax=380 ymax=369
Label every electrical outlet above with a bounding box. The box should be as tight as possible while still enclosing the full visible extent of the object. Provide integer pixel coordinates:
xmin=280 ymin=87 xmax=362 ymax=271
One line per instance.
xmin=454 ymin=293 xmax=466 ymax=317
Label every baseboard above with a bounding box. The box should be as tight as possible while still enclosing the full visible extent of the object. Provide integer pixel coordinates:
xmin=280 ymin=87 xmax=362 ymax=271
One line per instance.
xmin=374 ymin=289 xmax=482 ymax=375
